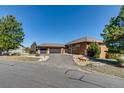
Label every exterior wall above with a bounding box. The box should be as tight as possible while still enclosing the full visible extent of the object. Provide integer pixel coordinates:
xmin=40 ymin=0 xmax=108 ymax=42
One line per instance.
xmin=67 ymin=42 xmax=108 ymax=59
xmin=67 ymin=42 xmax=87 ymax=55
xmin=99 ymin=45 xmax=108 ymax=58
xmin=47 ymin=48 xmax=50 ymax=54
xmin=61 ymin=48 xmax=65 ymax=54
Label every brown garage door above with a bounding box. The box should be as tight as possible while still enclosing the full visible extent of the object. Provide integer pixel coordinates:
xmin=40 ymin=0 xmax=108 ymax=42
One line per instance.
xmin=50 ymin=48 xmax=61 ymax=53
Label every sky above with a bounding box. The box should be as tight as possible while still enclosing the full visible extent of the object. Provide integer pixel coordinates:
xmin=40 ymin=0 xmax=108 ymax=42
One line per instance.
xmin=0 ymin=5 xmax=121 ymax=47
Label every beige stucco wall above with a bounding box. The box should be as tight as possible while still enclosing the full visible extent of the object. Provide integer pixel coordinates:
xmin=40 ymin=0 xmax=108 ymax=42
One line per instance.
xmin=99 ymin=45 xmax=108 ymax=58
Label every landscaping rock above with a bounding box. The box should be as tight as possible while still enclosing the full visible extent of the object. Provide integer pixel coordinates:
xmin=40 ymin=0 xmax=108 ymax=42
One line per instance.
xmin=73 ymin=55 xmax=90 ymax=66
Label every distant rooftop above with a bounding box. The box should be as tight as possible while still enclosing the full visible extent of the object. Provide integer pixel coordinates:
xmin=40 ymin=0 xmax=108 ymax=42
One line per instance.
xmin=66 ymin=36 xmax=103 ymax=45
xmin=38 ymin=43 xmax=65 ymax=48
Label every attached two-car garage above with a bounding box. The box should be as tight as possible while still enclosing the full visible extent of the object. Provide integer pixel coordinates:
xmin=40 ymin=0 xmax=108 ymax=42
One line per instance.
xmin=38 ymin=43 xmax=66 ymax=54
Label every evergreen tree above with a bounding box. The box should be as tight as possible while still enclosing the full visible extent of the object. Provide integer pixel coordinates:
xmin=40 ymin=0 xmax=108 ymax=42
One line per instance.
xmin=101 ymin=6 xmax=124 ymax=53
xmin=0 ymin=15 xmax=24 ymax=53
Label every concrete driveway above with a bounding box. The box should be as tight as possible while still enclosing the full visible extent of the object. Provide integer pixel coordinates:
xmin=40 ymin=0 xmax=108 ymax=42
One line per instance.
xmin=0 ymin=54 xmax=124 ymax=88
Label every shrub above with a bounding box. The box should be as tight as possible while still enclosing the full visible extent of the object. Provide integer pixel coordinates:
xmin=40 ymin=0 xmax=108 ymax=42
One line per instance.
xmin=87 ymin=42 xmax=101 ymax=58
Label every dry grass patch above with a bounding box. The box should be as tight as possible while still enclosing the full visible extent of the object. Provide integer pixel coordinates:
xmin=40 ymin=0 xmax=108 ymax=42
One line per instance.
xmin=73 ymin=55 xmax=124 ymax=78
xmin=80 ymin=59 xmax=124 ymax=78
xmin=0 ymin=56 xmax=40 ymax=62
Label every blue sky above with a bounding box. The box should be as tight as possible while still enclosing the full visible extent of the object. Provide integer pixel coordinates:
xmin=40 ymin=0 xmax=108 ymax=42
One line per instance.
xmin=0 ymin=5 xmax=121 ymax=47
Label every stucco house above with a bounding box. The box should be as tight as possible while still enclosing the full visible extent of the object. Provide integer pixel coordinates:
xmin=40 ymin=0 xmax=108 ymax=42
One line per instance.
xmin=38 ymin=36 xmax=108 ymax=58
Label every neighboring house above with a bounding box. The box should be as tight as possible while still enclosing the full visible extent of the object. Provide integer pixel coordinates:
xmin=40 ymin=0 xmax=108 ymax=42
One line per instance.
xmin=37 ymin=43 xmax=66 ymax=54
xmin=9 ymin=45 xmax=25 ymax=55
xmin=37 ymin=36 xmax=108 ymax=58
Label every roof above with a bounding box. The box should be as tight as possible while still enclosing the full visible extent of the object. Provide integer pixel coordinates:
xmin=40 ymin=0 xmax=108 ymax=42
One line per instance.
xmin=66 ymin=36 xmax=103 ymax=45
xmin=38 ymin=43 xmax=65 ymax=48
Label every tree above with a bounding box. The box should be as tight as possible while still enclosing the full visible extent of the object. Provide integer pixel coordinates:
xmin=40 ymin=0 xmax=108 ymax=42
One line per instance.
xmin=0 ymin=15 xmax=24 ymax=53
xmin=30 ymin=42 xmax=37 ymax=54
xmin=87 ymin=42 xmax=101 ymax=58
xmin=101 ymin=6 xmax=124 ymax=53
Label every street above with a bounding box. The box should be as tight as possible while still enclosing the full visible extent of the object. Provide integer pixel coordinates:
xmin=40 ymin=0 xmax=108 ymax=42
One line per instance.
xmin=0 ymin=54 xmax=124 ymax=87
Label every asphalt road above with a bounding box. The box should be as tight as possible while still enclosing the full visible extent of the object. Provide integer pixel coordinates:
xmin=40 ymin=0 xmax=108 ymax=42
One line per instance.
xmin=0 ymin=54 xmax=124 ymax=88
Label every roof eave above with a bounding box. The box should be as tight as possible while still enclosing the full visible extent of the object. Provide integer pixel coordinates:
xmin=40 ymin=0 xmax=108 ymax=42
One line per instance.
xmin=66 ymin=41 xmax=103 ymax=45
